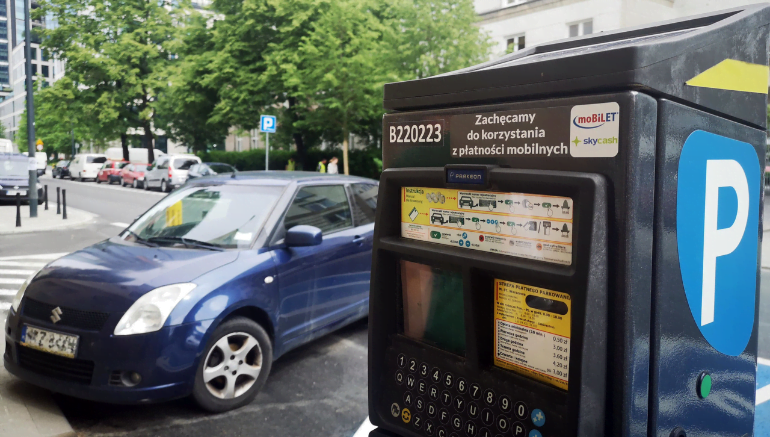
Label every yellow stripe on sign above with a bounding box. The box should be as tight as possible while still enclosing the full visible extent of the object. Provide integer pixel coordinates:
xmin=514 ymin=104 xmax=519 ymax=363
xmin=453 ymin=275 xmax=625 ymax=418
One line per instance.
xmin=685 ymin=59 xmax=769 ymax=94
xmin=166 ymin=201 xmax=183 ymax=227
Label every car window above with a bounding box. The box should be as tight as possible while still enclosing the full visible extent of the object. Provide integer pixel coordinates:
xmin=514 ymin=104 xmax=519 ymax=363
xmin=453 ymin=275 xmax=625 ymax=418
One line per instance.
xmin=284 ymin=185 xmax=352 ymax=234
xmin=135 ymin=164 xmax=147 ymax=171
xmin=349 ymin=183 xmax=378 ymax=226
xmin=156 ymin=159 xmax=168 ymax=169
xmin=189 ymin=164 xmax=199 ymax=173
xmin=88 ymin=156 xmax=107 ymax=164
xmin=174 ymin=158 xmax=199 ymax=170
xmin=101 ymin=163 xmax=110 ymax=169
xmin=118 ymin=162 xmax=129 ymax=169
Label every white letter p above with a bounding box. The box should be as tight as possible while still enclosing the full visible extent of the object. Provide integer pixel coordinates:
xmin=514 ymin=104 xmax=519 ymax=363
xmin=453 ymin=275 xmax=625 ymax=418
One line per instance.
xmin=701 ymin=160 xmax=749 ymax=326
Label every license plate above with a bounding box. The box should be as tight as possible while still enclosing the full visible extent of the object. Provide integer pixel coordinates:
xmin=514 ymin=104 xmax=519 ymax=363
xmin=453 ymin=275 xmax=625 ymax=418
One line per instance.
xmin=21 ymin=325 xmax=79 ymax=359
xmin=6 ymin=190 xmax=26 ymax=196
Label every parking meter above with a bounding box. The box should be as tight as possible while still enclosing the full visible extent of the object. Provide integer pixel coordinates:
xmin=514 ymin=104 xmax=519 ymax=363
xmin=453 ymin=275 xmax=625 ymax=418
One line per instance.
xmin=368 ymin=5 xmax=770 ymax=437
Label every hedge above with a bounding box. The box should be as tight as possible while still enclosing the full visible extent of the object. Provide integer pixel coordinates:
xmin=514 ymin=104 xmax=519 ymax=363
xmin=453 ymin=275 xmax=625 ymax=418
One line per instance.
xmin=196 ymin=147 xmax=382 ymax=180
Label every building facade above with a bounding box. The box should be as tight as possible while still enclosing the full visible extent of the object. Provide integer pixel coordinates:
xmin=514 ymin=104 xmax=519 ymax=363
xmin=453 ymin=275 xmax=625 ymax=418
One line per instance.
xmin=476 ymin=0 xmax=763 ymax=58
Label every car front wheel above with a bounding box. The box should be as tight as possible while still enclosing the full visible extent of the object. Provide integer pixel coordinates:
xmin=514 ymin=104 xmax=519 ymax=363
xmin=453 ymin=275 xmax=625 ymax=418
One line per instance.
xmin=192 ymin=317 xmax=272 ymax=413
xmin=132 ymin=179 xmax=137 ymax=189
xmin=161 ymin=180 xmax=168 ymax=193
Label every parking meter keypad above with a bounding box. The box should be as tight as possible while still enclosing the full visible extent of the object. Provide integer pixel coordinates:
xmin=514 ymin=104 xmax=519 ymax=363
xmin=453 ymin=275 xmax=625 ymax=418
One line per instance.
xmin=389 ymin=353 xmax=554 ymax=437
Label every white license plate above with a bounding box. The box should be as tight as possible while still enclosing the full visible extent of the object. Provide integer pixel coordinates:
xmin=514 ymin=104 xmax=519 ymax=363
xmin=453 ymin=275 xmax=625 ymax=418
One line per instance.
xmin=6 ymin=190 xmax=26 ymax=196
xmin=21 ymin=325 xmax=79 ymax=359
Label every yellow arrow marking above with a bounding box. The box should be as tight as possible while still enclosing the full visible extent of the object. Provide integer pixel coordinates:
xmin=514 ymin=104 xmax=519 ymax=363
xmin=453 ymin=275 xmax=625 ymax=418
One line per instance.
xmin=685 ymin=59 xmax=769 ymax=94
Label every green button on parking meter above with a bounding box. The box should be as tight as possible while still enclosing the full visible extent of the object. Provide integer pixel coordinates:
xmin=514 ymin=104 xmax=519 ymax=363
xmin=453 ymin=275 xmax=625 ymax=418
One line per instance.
xmin=369 ymin=6 xmax=768 ymax=437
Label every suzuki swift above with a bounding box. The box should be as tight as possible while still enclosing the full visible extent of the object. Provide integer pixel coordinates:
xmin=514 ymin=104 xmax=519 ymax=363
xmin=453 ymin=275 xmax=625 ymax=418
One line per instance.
xmin=4 ymin=172 xmax=378 ymax=412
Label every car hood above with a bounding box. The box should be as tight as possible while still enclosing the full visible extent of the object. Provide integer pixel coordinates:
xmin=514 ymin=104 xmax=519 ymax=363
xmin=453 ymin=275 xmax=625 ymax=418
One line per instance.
xmin=25 ymin=239 xmax=239 ymax=313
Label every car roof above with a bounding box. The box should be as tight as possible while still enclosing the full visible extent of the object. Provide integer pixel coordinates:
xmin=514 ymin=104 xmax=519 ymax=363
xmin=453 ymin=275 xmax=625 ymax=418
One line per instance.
xmin=185 ymin=170 xmax=378 ymax=187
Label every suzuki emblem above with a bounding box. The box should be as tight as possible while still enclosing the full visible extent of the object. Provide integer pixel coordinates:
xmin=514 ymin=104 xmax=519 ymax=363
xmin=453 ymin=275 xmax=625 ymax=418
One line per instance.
xmin=50 ymin=307 xmax=63 ymax=324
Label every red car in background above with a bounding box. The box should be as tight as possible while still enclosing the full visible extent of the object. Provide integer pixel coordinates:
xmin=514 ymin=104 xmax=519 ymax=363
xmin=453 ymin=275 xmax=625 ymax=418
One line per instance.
xmin=97 ymin=160 xmax=128 ymax=184
xmin=120 ymin=163 xmax=149 ymax=188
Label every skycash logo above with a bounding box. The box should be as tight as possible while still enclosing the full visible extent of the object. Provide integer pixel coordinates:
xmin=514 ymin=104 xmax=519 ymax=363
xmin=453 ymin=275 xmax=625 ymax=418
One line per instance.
xmin=569 ymin=102 xmax=620 ymax=158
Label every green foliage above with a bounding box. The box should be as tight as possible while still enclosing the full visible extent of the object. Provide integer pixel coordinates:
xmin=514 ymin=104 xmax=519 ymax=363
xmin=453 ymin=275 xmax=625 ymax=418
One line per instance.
xmin=197 ymin=147 xmax=382 ymax=180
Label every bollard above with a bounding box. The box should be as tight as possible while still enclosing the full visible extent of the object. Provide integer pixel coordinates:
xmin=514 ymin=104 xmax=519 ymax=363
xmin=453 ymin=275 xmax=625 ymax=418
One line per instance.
xmin=56 ymin=186 xmax=60 ymax=214
xmin=62 ymin=189 xmax=67 ymax=220
xmin=44 ymin=185 xmax=48 ymax=211
xmin=15 ymin=193 xmax=20 ymax=227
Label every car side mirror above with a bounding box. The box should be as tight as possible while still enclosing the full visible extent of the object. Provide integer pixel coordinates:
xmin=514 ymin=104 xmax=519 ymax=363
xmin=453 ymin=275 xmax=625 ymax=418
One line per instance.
xmin=285 ymin=225 xmax=322 ymax=247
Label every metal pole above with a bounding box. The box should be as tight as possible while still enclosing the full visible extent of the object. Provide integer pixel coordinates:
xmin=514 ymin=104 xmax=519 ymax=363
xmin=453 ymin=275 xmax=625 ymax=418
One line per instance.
xmin=23 ymin=0 xmax=37 ymax=217
xmin=265 ymin=132 xmax=269 ymax=171
xmin=62 ymin=189 xmax=67 ymax=219
xmin=44 ymin=184 xmax=47 ymax=210
xmin=56 ymin=186 xmax=60 ymax=214
xmin=15 ymin=193 xmax=21 ymax=227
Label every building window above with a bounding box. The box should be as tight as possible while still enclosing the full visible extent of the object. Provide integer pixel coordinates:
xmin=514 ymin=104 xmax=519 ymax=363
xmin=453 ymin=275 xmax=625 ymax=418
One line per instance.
xmin=0 ymin=22 xmax=7 ymax=40
xmin=568 ymin=20 xmax=593 ymax=38
xmin=502 ymin=0 xmax=528 ymax=7
xmin=0 ymin=66 xmax=9 ymax=85
xmin=506 ymin=35 xmax=525 ymax=54
xmin=41 ymin=65 xmax=47 ymax=77
xmin=0 ymin=3 xmax=6 ymax=15
xmin=0 ymin=46 xmax=7 ymax=63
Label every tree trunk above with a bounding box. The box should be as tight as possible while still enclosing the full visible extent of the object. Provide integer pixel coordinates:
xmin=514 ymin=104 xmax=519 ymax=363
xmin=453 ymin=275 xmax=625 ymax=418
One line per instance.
xmin=288 ymin=97 xmax=306 ymax=170
xmin=342 ymin=130 xmax=349 ymax=175
xmin=143 ymin=123 xmax=155 ymax=163
xmin=121 ymin=133 xmax=129 ymax=161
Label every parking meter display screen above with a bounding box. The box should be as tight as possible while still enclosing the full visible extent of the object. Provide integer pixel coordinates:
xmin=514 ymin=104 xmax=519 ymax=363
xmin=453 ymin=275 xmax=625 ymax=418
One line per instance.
xmin=401 ymin=187 xmax=574 ymax=265
xmin=400 ymin=260 xmax=465 ymax=356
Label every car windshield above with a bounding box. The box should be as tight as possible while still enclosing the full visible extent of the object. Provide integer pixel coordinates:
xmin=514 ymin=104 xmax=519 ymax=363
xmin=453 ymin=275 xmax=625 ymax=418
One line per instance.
xmin=174 ymin=159 xmax=199 ymax=170
xmin=134 ymin=164 xmax=147 ymax=171
xmin=209 ymin=164 xmax=234 ymax=174
xmin=0 ymin=159 xmax=27 ymax=177
xmin=125 ymin=184 xmax=283 ymax=249
xmin=87 ymin=156 xmax=107 ymax=164
xmin=59 ymin=161 xmax=69 ymax=166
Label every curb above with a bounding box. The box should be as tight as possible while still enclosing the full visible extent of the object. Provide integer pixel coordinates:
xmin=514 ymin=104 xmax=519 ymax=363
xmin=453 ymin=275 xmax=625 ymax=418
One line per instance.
xmin=0 ymin=207 xmax=97 ymax=236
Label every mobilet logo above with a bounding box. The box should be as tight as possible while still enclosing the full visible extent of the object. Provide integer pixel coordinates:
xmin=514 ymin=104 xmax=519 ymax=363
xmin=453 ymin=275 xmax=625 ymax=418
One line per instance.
xmin=569 ymin=102 xmax=620 ymax=158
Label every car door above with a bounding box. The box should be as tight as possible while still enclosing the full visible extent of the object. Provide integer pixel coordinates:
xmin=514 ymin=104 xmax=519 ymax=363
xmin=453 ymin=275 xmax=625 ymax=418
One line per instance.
xmin=346 ymin=182 xmax=378 ymax=308
xmin=148 ymin=157 xmax=165 ymax=187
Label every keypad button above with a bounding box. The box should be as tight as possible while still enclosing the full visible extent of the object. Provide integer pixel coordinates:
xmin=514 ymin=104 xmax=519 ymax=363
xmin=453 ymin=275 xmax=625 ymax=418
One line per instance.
xmin=425 ymin=420 xmax=435 ymax=435
xmin=397 ymin=353 xmax=406 ymax=368
xmin=395 ymin=370 xmax=404 ymax=385
xmin=427 ymin=402 xmax=437 ymax=418
xmin=403 ymin=392 xmax=413 ymax=406
xmin=478 ymin=428 xmax=493 ymax=437
xmin=512 ymin=422 xmax=527 ymax=437
xmin=496 ymin=416 xmax=510 ymax=433
xmin=420 ymin=362 xmax=430 ymax=377
xmin=481 ymin=409 xmax=494 ymax=426
xmin=469 ymin=383 xmax=482 ymax=400
xmin=451 ymin=415 xmax=463 ymax=431
xmin=441 ymin=390 xmax=452 ymax=406
xmin=531 ymin=409 xmax=545 ymax=427
xmin=514 ymin=401 xmax=528 ymax=420
xmin=413 ymin=414 xmax=423 ymax=429
xmin=402 ymin=408 xmax=412 ymax=424
xmin=408 ymin=358 xmax=418 ymax=373
xmin=439 ymin=408 xmax=450 ymax=424
xmin=453 ymin=396 xmax=465 ymax=412
xmin=467 ymin=402 xmax=480 ymax=419
xmin=406 ymin=374 xmax=416 ymax=390
xmin=499 ymin=395 xmax=512 ymax=413
xmin=437 ymin=427 xmax=447 ymax=437
xmin=416 ymin=397 xmax=425 ymax=412
xmin=528 ymin=430 xmax=542 ymax=437
xmin=431 ymin=367 xmax=442 ymax=383
xmin=465 ymin=420 xmax=478 ymax=437
xmin=456 ymin=378 xmax=468 ymax=394
xmin=483 ymin=389 xmax=496 ymax=406
xmin=429 ymin=385 xmax=440 ymax=400
xmin=444 ymin=372 xmax=454 ymax=388
xmin=418 ymin=380 xmax=428 ymax=394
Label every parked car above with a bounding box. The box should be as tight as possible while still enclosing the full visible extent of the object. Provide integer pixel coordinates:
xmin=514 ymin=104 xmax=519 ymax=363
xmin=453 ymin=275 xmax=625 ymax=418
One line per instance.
xmin=97 ymin=161 xmax=129 ymax=184
xmin=69 ymin=154 xmax=107 ymax=182
xmin=0 ymin=154 xmax=43 ymax=204
xmin=22 ymin=152 xmax=48 ymax=177
xmin=51 ymin=160 xmax=70 ymax=179
xmin=187 ymin=162 xmax=237 ymax=180
xmin=145 ymin=154 xmax=202 ymax=192
xmin=4 ymin=172 xmax=378 ymax=412
xmin=120 ymin=163 xmax=149 ymax=188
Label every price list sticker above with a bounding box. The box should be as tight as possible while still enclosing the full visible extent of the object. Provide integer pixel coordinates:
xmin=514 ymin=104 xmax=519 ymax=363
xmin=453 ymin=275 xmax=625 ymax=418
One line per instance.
xmin=493 ymin=279 xmax=571 ymax=390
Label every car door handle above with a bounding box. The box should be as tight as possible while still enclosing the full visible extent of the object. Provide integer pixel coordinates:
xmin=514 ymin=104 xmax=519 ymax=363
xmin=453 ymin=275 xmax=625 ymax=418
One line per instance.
xmin=352 ymin=236 xmax=365 ymax=244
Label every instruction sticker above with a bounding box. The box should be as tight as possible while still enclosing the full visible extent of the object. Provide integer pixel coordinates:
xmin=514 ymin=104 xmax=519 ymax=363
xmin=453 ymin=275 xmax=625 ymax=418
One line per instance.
xmin=493 ymin=280 xmax=571 ymax=390
xmin=401 ymin=187 xmax=573 ymax=265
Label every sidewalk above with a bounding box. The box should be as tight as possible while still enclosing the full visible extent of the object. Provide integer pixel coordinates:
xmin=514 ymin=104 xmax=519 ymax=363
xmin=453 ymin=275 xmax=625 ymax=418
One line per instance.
xmin=0 ymin=204 xmax=95 ymax=235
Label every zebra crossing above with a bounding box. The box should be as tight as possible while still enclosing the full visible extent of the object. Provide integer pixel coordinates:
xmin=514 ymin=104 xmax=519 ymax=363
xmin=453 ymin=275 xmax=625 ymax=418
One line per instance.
xmin=0 ymin=252 xmax=68 ymax=316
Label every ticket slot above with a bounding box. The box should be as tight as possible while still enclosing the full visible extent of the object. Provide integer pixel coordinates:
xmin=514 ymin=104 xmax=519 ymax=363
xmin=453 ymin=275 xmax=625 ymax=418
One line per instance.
xmin=369 ymin=167 xmax=609 ymax=437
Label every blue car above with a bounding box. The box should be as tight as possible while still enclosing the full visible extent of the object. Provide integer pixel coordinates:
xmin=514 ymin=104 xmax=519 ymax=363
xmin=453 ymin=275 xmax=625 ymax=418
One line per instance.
xmin=4 ymin=171 xmax=378 ymax=412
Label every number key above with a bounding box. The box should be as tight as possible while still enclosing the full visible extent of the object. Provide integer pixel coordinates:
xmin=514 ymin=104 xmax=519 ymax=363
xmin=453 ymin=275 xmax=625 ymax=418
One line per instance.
xmin=397 ymin=353 xmax=406 ymax=368
xmin=514 ymin=401 xmax=528 ymax=420
xmin=457 ymin=378 xmax=467 ymax=394
xmin=444 ymin=372 xmax=454 ymax=388
xmin=431 ymin=367 xmax=442 ymax=383
xmin=483 ymin=389 xmax=495 ymax=406
xmin=499 ymin=395 xmax=512 ymax=413
xmin=470 ymin=383 xmax=481 ymax=400
xmin=408 ymin=358 xmax=418 ymax=372
xmin=420 ymin=362 xmax=430 ymax=377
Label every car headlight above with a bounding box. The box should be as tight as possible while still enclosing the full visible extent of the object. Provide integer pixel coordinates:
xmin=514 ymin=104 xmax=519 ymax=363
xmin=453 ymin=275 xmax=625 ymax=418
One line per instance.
xmin=114 ymin=283 xmax=196 ymax=336
xmin=11 ymin=278 xmax=30 ymax=313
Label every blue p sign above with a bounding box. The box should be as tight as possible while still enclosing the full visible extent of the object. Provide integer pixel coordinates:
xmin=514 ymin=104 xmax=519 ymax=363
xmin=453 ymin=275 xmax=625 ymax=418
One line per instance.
xmin=677 ymin=130 xmax=760 ymax=356
xmin=260 ymin=115 xmax=276 ymax=133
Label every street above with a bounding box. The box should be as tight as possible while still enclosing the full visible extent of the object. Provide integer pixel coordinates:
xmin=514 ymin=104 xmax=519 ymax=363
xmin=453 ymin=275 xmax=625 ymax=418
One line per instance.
xmin=0 ymin=174 xmax=370 ymax=437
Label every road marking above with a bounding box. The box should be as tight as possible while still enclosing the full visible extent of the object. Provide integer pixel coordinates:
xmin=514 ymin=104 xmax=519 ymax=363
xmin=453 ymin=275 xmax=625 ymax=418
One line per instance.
xmin=0 ymin=261 xmax=47 ymax=267
xmin=0 ymin=269 xmax=34 ymax=276
xmin=0 ymin=289 xmax=17 ymax=296
xmin=0 ymin=278 xmax=24 ymax=285
xmin=758 ymin=384 xmax=770 ymax=405
xmin=111 ymin=222 xmax=129 ymax=228
xmin=759 ymin=357 xmax=770 ymax=366
xmin=0 ymin=302 xmax=10 ymax=310
xmin=0 ymin=252 xmax=68 ymax=261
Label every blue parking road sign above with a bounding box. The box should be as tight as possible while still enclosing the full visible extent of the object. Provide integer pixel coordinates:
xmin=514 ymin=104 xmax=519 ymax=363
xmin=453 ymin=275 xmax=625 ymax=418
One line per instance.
xmin=260 ymin=115 xmax=277 ymax=133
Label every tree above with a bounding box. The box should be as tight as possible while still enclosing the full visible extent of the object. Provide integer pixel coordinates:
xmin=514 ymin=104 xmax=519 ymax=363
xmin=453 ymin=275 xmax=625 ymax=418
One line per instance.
xmin=35 ymin=0 xmax=188 ymax=163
